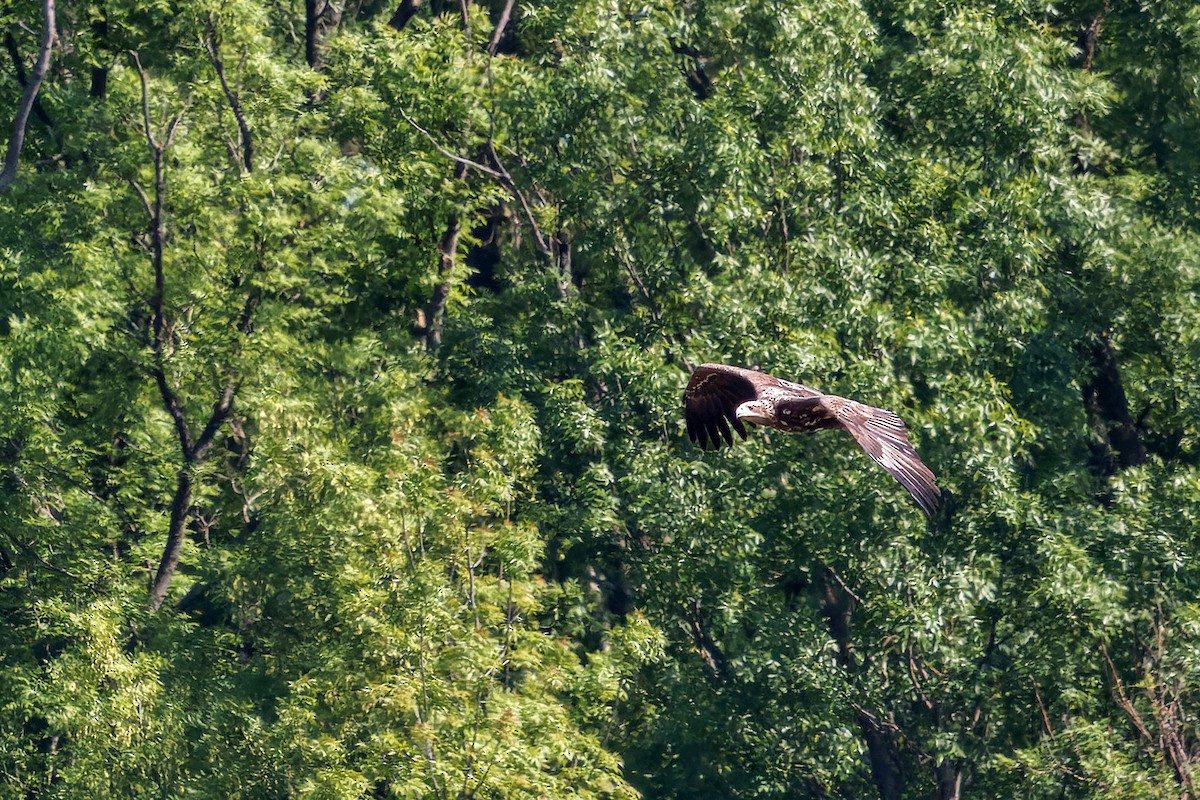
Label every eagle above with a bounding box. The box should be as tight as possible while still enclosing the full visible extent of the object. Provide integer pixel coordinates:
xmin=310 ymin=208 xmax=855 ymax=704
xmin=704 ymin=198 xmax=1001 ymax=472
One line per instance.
xmin=683 ymin=363 xmax=940 ymax=516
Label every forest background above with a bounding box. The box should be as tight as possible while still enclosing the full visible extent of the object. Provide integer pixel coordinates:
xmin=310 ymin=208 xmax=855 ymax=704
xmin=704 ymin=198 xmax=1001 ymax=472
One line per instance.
xmin=2 ymin=0 xmax=1199 ymax=797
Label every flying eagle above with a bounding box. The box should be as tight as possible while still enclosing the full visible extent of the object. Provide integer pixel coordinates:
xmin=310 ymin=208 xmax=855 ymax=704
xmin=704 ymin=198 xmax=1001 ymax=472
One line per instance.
xmin=683 ymin=363 xmax=940 ymax=516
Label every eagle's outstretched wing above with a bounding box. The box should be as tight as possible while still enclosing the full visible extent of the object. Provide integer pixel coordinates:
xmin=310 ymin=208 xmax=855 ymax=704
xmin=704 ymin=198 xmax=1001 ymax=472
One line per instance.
xmin=686 ymin=364 xmax=748 ymax=450
xmin=682 ymin=364 xmax=758 ymax=449
xmin=827 ymin=400 xmax=941 ymax=517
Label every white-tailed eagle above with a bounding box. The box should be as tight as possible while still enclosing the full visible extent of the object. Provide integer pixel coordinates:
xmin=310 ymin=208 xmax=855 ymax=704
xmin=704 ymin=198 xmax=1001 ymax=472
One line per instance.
xmin=683 ymin=363 xmax=940 ymax=516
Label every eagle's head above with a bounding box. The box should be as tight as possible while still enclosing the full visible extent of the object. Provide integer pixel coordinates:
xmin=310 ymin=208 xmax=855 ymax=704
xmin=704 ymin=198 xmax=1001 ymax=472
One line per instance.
xmin=734 ymin=399 xmax=775 ymax=427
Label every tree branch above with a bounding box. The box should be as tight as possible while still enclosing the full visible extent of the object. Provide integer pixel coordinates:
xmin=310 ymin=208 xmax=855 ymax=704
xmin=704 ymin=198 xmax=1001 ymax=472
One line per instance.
xmin=131 ymin=51 xmax=159 ymax=151
xmin=204 ymin=15 xmax=253 ymax=172
xmin=301 ymin=0 xmax=343 ymax=70
xmin=149 ymin=470 xmax=193 ymax=610
xmin=484 ymin=140 xmax=550 ymax=254
xmin=486 ymin=0 xmax=516 ymax=55
xmin=457 ymin=0 xmax=470 ymax=39
xmin=154 ymin=368 xmax=194 ymax=458
xmin=4 ymin=31 xmax=54 ymax=130
xmin=132 ymin=51 xmax=194 ymax=460
xmin=7 ymin=534 xmax=95 ymax=589
xmin=388 ymin=0 xmax=422 ymax=31
xmin=130 ymin=50 xmax=246 ymax=611
xmin=148 ymin=301 xmax=252 ymax=611
xmin=422 ymin=161 xmax=468 ymax=351
xmin=0 ymin=0 xmax=56 ymax=187
xmin=1101 ymin=645 xmax=1154 ymax=743
xmin=397 ymin=106 xmax=504 ymax=179
xmin=1032 ymin=681 xmax=1055 ymax=739
xmin=89 ymin=15 xmax=108 ymax=97
xmin=192 ymin=378 xmax=237 ymax=462
xmin=305 ymin=0 xmax=321 ymax=68
xmin=398 ymin=108 xmax=557 ymax=268
xmin=817 ymin=569 xmax=905 ymax=800
xmin=1083 ymin=330 xmax=1147 ymax=475
xmin=126 ymin=177 xmax=153 ymax=219
xmin=685 ymin=597 xmax=731 ymax=679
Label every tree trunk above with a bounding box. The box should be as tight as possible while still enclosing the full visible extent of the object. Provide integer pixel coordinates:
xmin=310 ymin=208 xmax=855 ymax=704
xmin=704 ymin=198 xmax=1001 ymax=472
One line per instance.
xmin=388 ymin=0 xmax=422 ymax=30
xmin=0 ymin=0 xmax=56 ymax=187
xmin=933 ymin=758 xmax=964 ymax=800
xmin=1082 ymin=330 xmax=1146 ymax=475
xmin=149 ymin=471 xmax=192 ymax=610
xmin=423 ymin=162 xmax=468 ymax=351
xmin=818 ymin=569 xmax=904 ymax=800
xmin=89 ymin=15 xmax=108 ymax=98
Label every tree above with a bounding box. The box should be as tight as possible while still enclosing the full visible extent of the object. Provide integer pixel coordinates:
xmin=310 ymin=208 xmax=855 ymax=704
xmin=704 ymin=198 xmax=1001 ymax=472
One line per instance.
xmin=2 ymin=0 xmax=1199 ymax=797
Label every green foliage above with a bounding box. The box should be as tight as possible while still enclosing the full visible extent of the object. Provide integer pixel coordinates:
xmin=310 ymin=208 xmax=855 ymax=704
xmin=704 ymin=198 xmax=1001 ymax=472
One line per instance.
xmin=2 ymin=0 xmax=1200 ymax=797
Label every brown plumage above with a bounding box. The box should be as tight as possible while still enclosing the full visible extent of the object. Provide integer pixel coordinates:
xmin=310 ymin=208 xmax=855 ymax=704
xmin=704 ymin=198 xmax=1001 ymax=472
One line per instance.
xmin=683 ymin=363 xmax=940 ymax=516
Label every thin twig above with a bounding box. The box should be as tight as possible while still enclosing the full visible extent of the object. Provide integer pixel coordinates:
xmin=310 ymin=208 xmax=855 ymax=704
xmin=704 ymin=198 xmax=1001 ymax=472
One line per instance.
xmin=908 ymin=646 xmax=936 ymax=714
xmin=484 ymin=141 xmax=550 ymax=254
xmin=827 ymin=565 xmax=862 ymax=604
xmin=397 ymin=106 xmax=555 ymax=258
xmin=126 ymin=178 xmax=153 ymax=219
xmin=397 ymin=106 xmax=504 ymax=178
xmin=1032 ymin=681 xmax=1055 ymax=738
xmin=613 ymin=230 xmax=660 ymax=321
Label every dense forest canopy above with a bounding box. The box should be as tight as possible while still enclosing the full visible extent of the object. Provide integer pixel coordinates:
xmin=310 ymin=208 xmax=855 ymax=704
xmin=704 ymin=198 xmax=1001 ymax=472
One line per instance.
xmin=1 ymin=0 xmax=1199 ymax=796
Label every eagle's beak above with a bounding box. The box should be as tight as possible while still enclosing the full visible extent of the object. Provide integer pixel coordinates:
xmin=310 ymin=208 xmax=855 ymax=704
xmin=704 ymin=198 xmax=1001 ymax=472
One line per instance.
xmin=734 ymin=400 xmax=773 ymax=427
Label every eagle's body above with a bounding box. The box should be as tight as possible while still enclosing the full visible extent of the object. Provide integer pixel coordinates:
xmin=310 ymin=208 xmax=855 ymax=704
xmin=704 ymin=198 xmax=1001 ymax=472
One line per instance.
xmin=683 ymin=363 xmax=940 ymax=516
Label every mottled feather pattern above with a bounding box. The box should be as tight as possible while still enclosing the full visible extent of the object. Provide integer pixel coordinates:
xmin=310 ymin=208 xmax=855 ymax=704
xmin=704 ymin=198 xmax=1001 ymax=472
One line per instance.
xmin=683 ymin=364 xmax=940 ymax=516
xmin=838 ymin=402 xmax=940 ymax=517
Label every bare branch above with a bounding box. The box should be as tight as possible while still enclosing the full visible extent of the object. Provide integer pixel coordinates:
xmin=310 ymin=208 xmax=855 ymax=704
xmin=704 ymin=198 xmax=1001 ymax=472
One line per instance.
xmin=12 ymin=537 xmax=98 ymax=591
xmin=205 ymin=15 xmax=253 ymax=171
xmin=397 ymin=106 xmax=504 ymax=179
xmin=0 ymin=0 xmax=57 ymax=187
xmin=163 ymin=103 xmax=189 ymax=150
xmin=1102 ymin=645 xmax=1154 ymax=743
xmin=1032 ymin=681 xmax=1055 ymax=739
xmin=398 ymin=108 xmax=556 ymax=263
xmin=129 ymin=51 xmax=159 ymax=152
xmin=192 ymin=378 xmax=237 ymax=462
xmin=4 ymin=31 xmax=54 ymax=130
xmin=614 ymin=230 xmax=658 ymax=317
xmin=484 ymin=141 xmax=551 ymax=254
xmin=827 ymin=565 xmax=862 ymax=604
xmin=486 ymin=0 xmax=516 ymax=56
xmin=126 ymin=178 xmax=153 ymax=219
